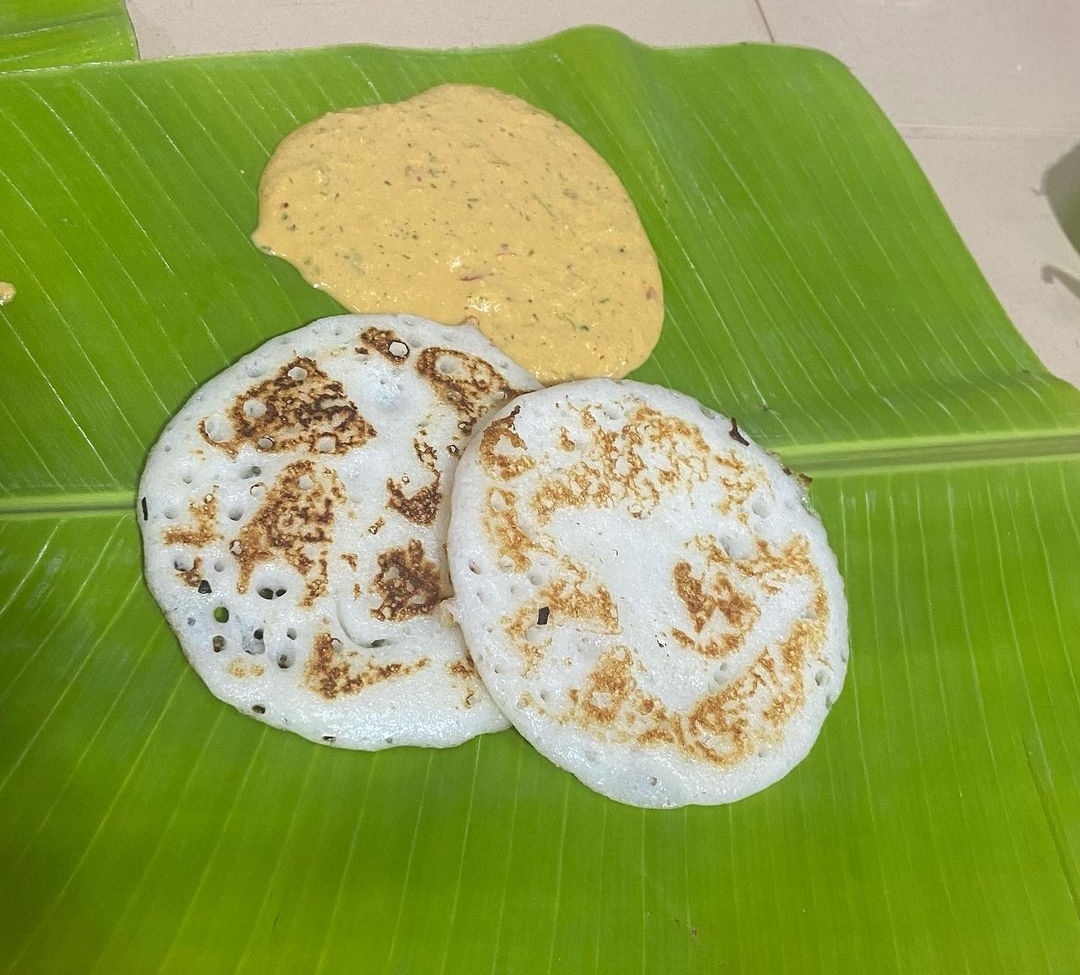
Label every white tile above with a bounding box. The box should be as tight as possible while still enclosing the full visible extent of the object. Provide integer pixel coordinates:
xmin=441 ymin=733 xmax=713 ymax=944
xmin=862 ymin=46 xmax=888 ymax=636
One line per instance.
xmin=126 ymin=0 xmax=769 ymax=59
xmin=759 ymin=0 xmax=1080 ymax=131
xmin=905 ymin=130 xmax=1080 ymax=389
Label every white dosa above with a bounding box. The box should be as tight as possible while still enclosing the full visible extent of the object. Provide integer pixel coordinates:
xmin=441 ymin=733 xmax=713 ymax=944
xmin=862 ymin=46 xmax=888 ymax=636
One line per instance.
xmin=138 ymin=313 xmax=539 ymax=749
xmin=447 ymin=378 xmax=848 ymax=807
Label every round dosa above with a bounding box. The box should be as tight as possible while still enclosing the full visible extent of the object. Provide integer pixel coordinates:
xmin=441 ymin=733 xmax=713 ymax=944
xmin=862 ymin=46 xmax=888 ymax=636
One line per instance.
xmin=446 ymin=378 xmax=848 ymax=806
xmin=138 ymin=313 xmax=539 ymax=749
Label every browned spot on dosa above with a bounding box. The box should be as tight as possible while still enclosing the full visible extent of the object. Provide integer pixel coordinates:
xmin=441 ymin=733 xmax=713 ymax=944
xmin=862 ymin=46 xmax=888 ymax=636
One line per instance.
xmin=577 ymin=645 xmax=636 ymax=725
xmin=386 ymin=479 xmax=443 ymax=525
xmin=386 ymin=437 xmax=443 ymax=526
xmin=672 ymin=558 xmax=759 ymax=658
xmin=358 ymin=326 xmax=409 ymax=361
xmin=546 ymin=579 xmax=830 ymax=769
xmin=448 ymin=656 xmax=481 ymax=708
xmin=201 ymin=356 xmax=376 ymax=456
xmin=530 ymin=403 xmax=724 ymax=522
xmin=501 ymin=556 xmax=620 ymax=678
xmin=230 ymin=460 xmax=345 ymax=606
xmin=551 ymin=636 xmax=813 ymax=769
xmin=415 ymin=346 xmax=524 ymax=434
xmin=175 ymin=555 xmax=204 ymax=589
xmin=558 ymin=646 xmax=676 ymax=743
xmin=448 ymin=657 xmax=477 ymax=680
xmin=670 ymin=534 xmax=824 ymax=657
xmin=163 ymin=495 xmax=220 ymax=547
xmin=478 ymin=407 xmax=535 ymax=481
xmin=303 ymin=631 xmax=428 ymax=699
xmin=482 ymin=486 xmax=548 ymax=572
xmin=721 ymin=534 xmax=822 ymax=594
xmin=541 ymin=559 xmax=620 ymax=635
xmin=686 ymin=616 xmax=823 ymax=766
xmin=228 ymin=658 xmax=265 ymax=679
xmin=370 ymin=538 xmax=449 ymax=622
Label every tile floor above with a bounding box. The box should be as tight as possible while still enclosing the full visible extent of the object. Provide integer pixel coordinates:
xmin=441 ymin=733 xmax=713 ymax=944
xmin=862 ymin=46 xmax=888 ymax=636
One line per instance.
xmin=124 ymin=0 xmax=1080 ymax=388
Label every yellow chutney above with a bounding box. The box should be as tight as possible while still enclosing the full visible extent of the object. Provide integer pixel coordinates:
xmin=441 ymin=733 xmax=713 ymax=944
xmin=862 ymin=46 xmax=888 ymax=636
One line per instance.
xmin=252 ymin=84 xmax=663 ymax=385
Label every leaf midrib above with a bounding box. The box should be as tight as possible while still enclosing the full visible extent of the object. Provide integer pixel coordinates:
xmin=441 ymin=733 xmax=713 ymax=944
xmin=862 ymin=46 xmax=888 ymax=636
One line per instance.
xmin=3 ymin=428 xmax=1078 ymax=517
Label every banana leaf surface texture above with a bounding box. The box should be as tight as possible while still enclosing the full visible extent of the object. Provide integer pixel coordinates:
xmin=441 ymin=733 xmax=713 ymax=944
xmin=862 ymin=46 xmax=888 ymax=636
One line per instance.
xmin=2 ymin=26 xmax=1079 ymax=973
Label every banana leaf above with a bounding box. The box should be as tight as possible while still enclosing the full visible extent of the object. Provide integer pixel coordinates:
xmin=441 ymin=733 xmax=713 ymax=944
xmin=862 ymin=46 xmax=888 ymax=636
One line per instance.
xmin=2 ymin=26 xmax=1079 ymax=973
xmin=0 ymin=0 xmax=136 ymax=72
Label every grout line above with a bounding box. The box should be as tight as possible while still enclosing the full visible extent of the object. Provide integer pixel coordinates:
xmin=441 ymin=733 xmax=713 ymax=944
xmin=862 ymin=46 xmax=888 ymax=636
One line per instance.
xmin=751 ymin=0 xmax=776 ymax=43
xmin=898 ymin=123 xmax=1077 ymax=142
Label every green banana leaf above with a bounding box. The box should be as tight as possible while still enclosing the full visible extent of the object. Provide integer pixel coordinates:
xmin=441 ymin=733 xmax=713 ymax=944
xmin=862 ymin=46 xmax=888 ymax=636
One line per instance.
xmin=2 ymin=26 xmax=1079 ymax=972
xmin=0 ymin=0 xmax=136 ymax=72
